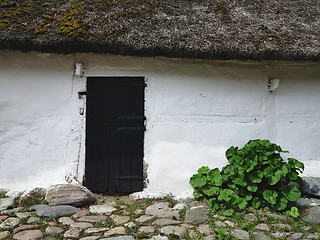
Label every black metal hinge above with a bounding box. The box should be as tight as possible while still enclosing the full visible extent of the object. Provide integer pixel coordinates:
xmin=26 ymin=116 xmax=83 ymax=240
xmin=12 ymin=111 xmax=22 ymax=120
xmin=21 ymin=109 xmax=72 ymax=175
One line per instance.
xmin=78 ymin=91 xmax=88 ymax=97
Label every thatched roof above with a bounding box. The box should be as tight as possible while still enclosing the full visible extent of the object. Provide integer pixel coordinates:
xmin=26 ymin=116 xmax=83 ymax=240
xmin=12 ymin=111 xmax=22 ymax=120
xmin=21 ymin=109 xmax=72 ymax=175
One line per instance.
xmin=0 ymin=0 xmax=319 ymax=60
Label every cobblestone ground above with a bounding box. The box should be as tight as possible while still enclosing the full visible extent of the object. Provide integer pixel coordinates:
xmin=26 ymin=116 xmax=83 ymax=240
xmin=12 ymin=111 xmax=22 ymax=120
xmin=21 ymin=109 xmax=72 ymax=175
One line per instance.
xmin=0 ymin=194 xmax=319 ymax=240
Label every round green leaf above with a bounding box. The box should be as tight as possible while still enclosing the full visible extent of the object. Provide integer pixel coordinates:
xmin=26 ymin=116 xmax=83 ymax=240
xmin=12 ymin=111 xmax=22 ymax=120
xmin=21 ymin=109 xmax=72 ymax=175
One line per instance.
xmin=193 ymin=190 xmax=203 ymax=199
xmin=203 ymin=187 xmax=220 ymax=196
xmin=252 ymin=197 xmax=260 ymax=209
xmin=247 ymin=183 xmax=258 ymax=192
xmin=198 ymin=166 xmax=210 ymax=175
xmin=281 ymin=164 xmax=288 ymax=177
xmin=267 ymin=170 xmax=282 ymax=185
xmin=289 ymin=207 xmax=299 ymax=218
xmin=233 ymin=174 xmax=247 ymax=186
xmin=245 ymin=194 xmax=253 ymax=201
xmin=218 ymin=189 xmax=232 ymax=201
xmin=281 ymin=185 xmax=301 ymax=202
xmin=274 ymin=195 xmax=288 ymax=211
xmin=287 ymin=171 xmax=298 ymax=181
xmin=248 ymin=171 xmax=263 ymax=183
xmin=263 ymin=190 xmax=278 ymax=205
xmin=223 ymin=209 xmax=235 ymax=216
xmin=288 ymin=158 xmax=304 ymax=172
xmin=238 ymin=198 xmax=248 ymax=209
xmin=208 ymin=168 xmax=223 ymax=186
xmin=190 ymin=174 xmax=207 ymax=188
xmin=263 ymin=167 xmax=273 ymax=177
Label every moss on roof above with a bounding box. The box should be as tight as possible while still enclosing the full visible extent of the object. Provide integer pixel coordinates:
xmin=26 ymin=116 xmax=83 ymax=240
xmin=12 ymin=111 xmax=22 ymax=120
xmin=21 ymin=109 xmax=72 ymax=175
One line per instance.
xmin=0 ymin=0 xmax=319 ymax=60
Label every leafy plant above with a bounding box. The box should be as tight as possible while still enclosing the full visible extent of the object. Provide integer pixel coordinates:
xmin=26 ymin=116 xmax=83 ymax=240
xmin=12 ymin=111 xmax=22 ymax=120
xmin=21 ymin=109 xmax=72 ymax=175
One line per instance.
xmin=179 ymin=208 xmax=186 ymax=219
xmin=0 ymin=192 xmax=7 ymax=198
xmin=286 ymin=206 xmax=299 ymax=218
xmin=162 ymin=193 xmax=175 ymax=205
xmin=190 ymin=139 xmax=304 ymax=214
xmin=214 ymin=227 xmax=230 ymax=240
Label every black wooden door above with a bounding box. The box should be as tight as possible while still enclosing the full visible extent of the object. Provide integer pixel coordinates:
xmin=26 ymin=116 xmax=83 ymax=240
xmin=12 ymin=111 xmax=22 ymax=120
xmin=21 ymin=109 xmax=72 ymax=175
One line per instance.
xmin=84 ymin=77 xmax=145 ymax=193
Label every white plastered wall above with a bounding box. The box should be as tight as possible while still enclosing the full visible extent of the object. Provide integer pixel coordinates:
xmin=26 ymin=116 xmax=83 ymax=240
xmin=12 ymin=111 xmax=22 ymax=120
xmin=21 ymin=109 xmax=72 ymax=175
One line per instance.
xmin=0 ymin=50 xmax=319 ymax=198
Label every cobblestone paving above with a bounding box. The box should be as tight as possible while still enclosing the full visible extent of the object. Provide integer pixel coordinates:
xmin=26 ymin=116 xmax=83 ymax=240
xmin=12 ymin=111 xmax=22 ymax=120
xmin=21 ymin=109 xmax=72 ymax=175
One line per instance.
xmin=0 ymin=194 xmax=319 ymax=239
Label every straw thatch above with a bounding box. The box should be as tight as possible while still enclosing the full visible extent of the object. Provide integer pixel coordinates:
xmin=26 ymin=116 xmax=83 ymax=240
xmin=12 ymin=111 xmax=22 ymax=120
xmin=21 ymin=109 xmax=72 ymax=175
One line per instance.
xmin=0 ymin=0 xmax=319 ymax=60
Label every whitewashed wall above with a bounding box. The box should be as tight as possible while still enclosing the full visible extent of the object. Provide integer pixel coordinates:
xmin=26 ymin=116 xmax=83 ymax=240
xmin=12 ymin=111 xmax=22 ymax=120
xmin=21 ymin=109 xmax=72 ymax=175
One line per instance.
xmin=0 ymin=50 xmax=319 ymax=198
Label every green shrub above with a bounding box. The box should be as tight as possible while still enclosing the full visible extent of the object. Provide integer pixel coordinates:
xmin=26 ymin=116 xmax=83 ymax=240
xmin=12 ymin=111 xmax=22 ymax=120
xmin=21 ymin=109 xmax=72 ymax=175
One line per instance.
xmin=190 ymin=139 xmax=304 ymax=215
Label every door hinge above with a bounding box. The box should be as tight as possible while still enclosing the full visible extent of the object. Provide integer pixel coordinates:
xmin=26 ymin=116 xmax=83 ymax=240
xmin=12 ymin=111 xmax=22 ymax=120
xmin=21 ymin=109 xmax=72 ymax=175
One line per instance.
xmin=78 ymin=91 xmax=88 ymax=98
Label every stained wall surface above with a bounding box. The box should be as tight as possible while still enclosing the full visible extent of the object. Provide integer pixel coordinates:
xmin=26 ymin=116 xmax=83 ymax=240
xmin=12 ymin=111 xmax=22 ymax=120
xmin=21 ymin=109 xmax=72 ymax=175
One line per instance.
xmin=0 ymin=51 xmax=319 ymax=198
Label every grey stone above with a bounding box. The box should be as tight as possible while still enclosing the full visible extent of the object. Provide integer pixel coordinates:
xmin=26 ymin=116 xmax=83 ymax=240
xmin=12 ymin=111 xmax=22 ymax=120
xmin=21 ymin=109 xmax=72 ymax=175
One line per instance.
xmin=13 ymin=225 xmax=39 ymax=234
xmin=185 ymin=206 xmax=209 ymax=224
xmin=0 ymin=231 xmax=10 ymax=239
xmin=296 ymin=198 xmax=320 ymax=207
xmin=271 ymin=223 xmax=293 ymax=231
xmin=146 ymin=202 xmax=170 ymax=213
xmin=33 ymin=204 xmax=79 ymax=218
xmin=302 ymin=226 xmax=311 ymax=231
xmin=198 ymin=224 xmax=213 ymax=235
xmin=160 ymin=226 xmax=187 ymax=237
xmin=147 ymin=208 xmax=180 ymax=219
xmin=214 ymin=221 xmax=227 ymax=228
xmin=255 ymin=223 xmax=270 ymax=231
xmin=145 ymin=202 xmax=179 ymax=219
xmin=301 ymin=177 xmax=320 ymax=197
xmin=84 ymin=227 xmax=109 ymax=234
xmin=64 ymin=227 xmax=80 ymax=238
xmin=134 ymin=209 xmax=144 ymax=215
xmin=148 ymin=236 xmax=169 ymax=240
xmin=266 ymin=213 xmax=286 ymax=221
xmin=80 ymin=237 xmax=100 ymax=240
xmin=100 ymin=236 xmax=135 ymax=240
xmin=5 ymin=191 xmax=24 ymax=200
xmin=27 ymin=217 xmax=39 ymax=224
xmin=290 ymin=233 xmax=304 ymax=240
xmin=271 ymin=232 xmax=290 ymax=238
xmin=230 ymin=229 xmax=249 ymax=240
xmin=70 ymin=222 xmax=93 ymax=229
xmin=302 ymin=206 xmax=320 ymax=224
xmin=58 ymin=216 xmax=74 ymax=225
xmin=225 ymin=220 xmax=236 ymax=227
xmin=72 ymin=209 xmax=89 ymax=218
xmin=306 ymin=232 xmax=319 ymax=239
xmin=46 ymin=184 xmax=96 ymax=207
xmin=111 ymin=215 xmax=130 ymax=224
xmin=29 ymin=204 xmax=47 ymax=211
xmin=244 ymin=213 xmax=257 ymax=221
xmin=135 ymin=215 xmax=153 ymax=223
xmin=138 ymin=226 xmax=155 ymax=234
xmin=0 ymin=198 xmax=14 ymax=211
xmin=124 ymin=222 xmax=136 ymax=228
xmin=89 ymin=205 xmax=117 ymax=215
xmin=13 ymin=230 xmax=43 ymax=240
xmin=204 ymin=236 xmax=216 ymax=240
xmin=78 ymin=215 xmax=107 ymax=222
xmin=104 ymin=227 xmax=126 ymax=236
xmin=1 ymin=207 xmax=25 ymax=214
xmin=252 ymin=232 xmax=271 ymax=240
xmin=152 ymin=219 xmax=181 ymax=226
xmin=0 ymin=217 xmax=20 ymax=230
xmin=15 ymin=212 xmax=31 ymax=219
xmin=172 ymin=203 xmax=189 ymax=211
xmin=45 ymin=226 xmax=64 ymax=235
xmin=19 ymin=188 xmax=46 ymax=205
xmin=213 ymin=214 xmax=225 ymax=220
